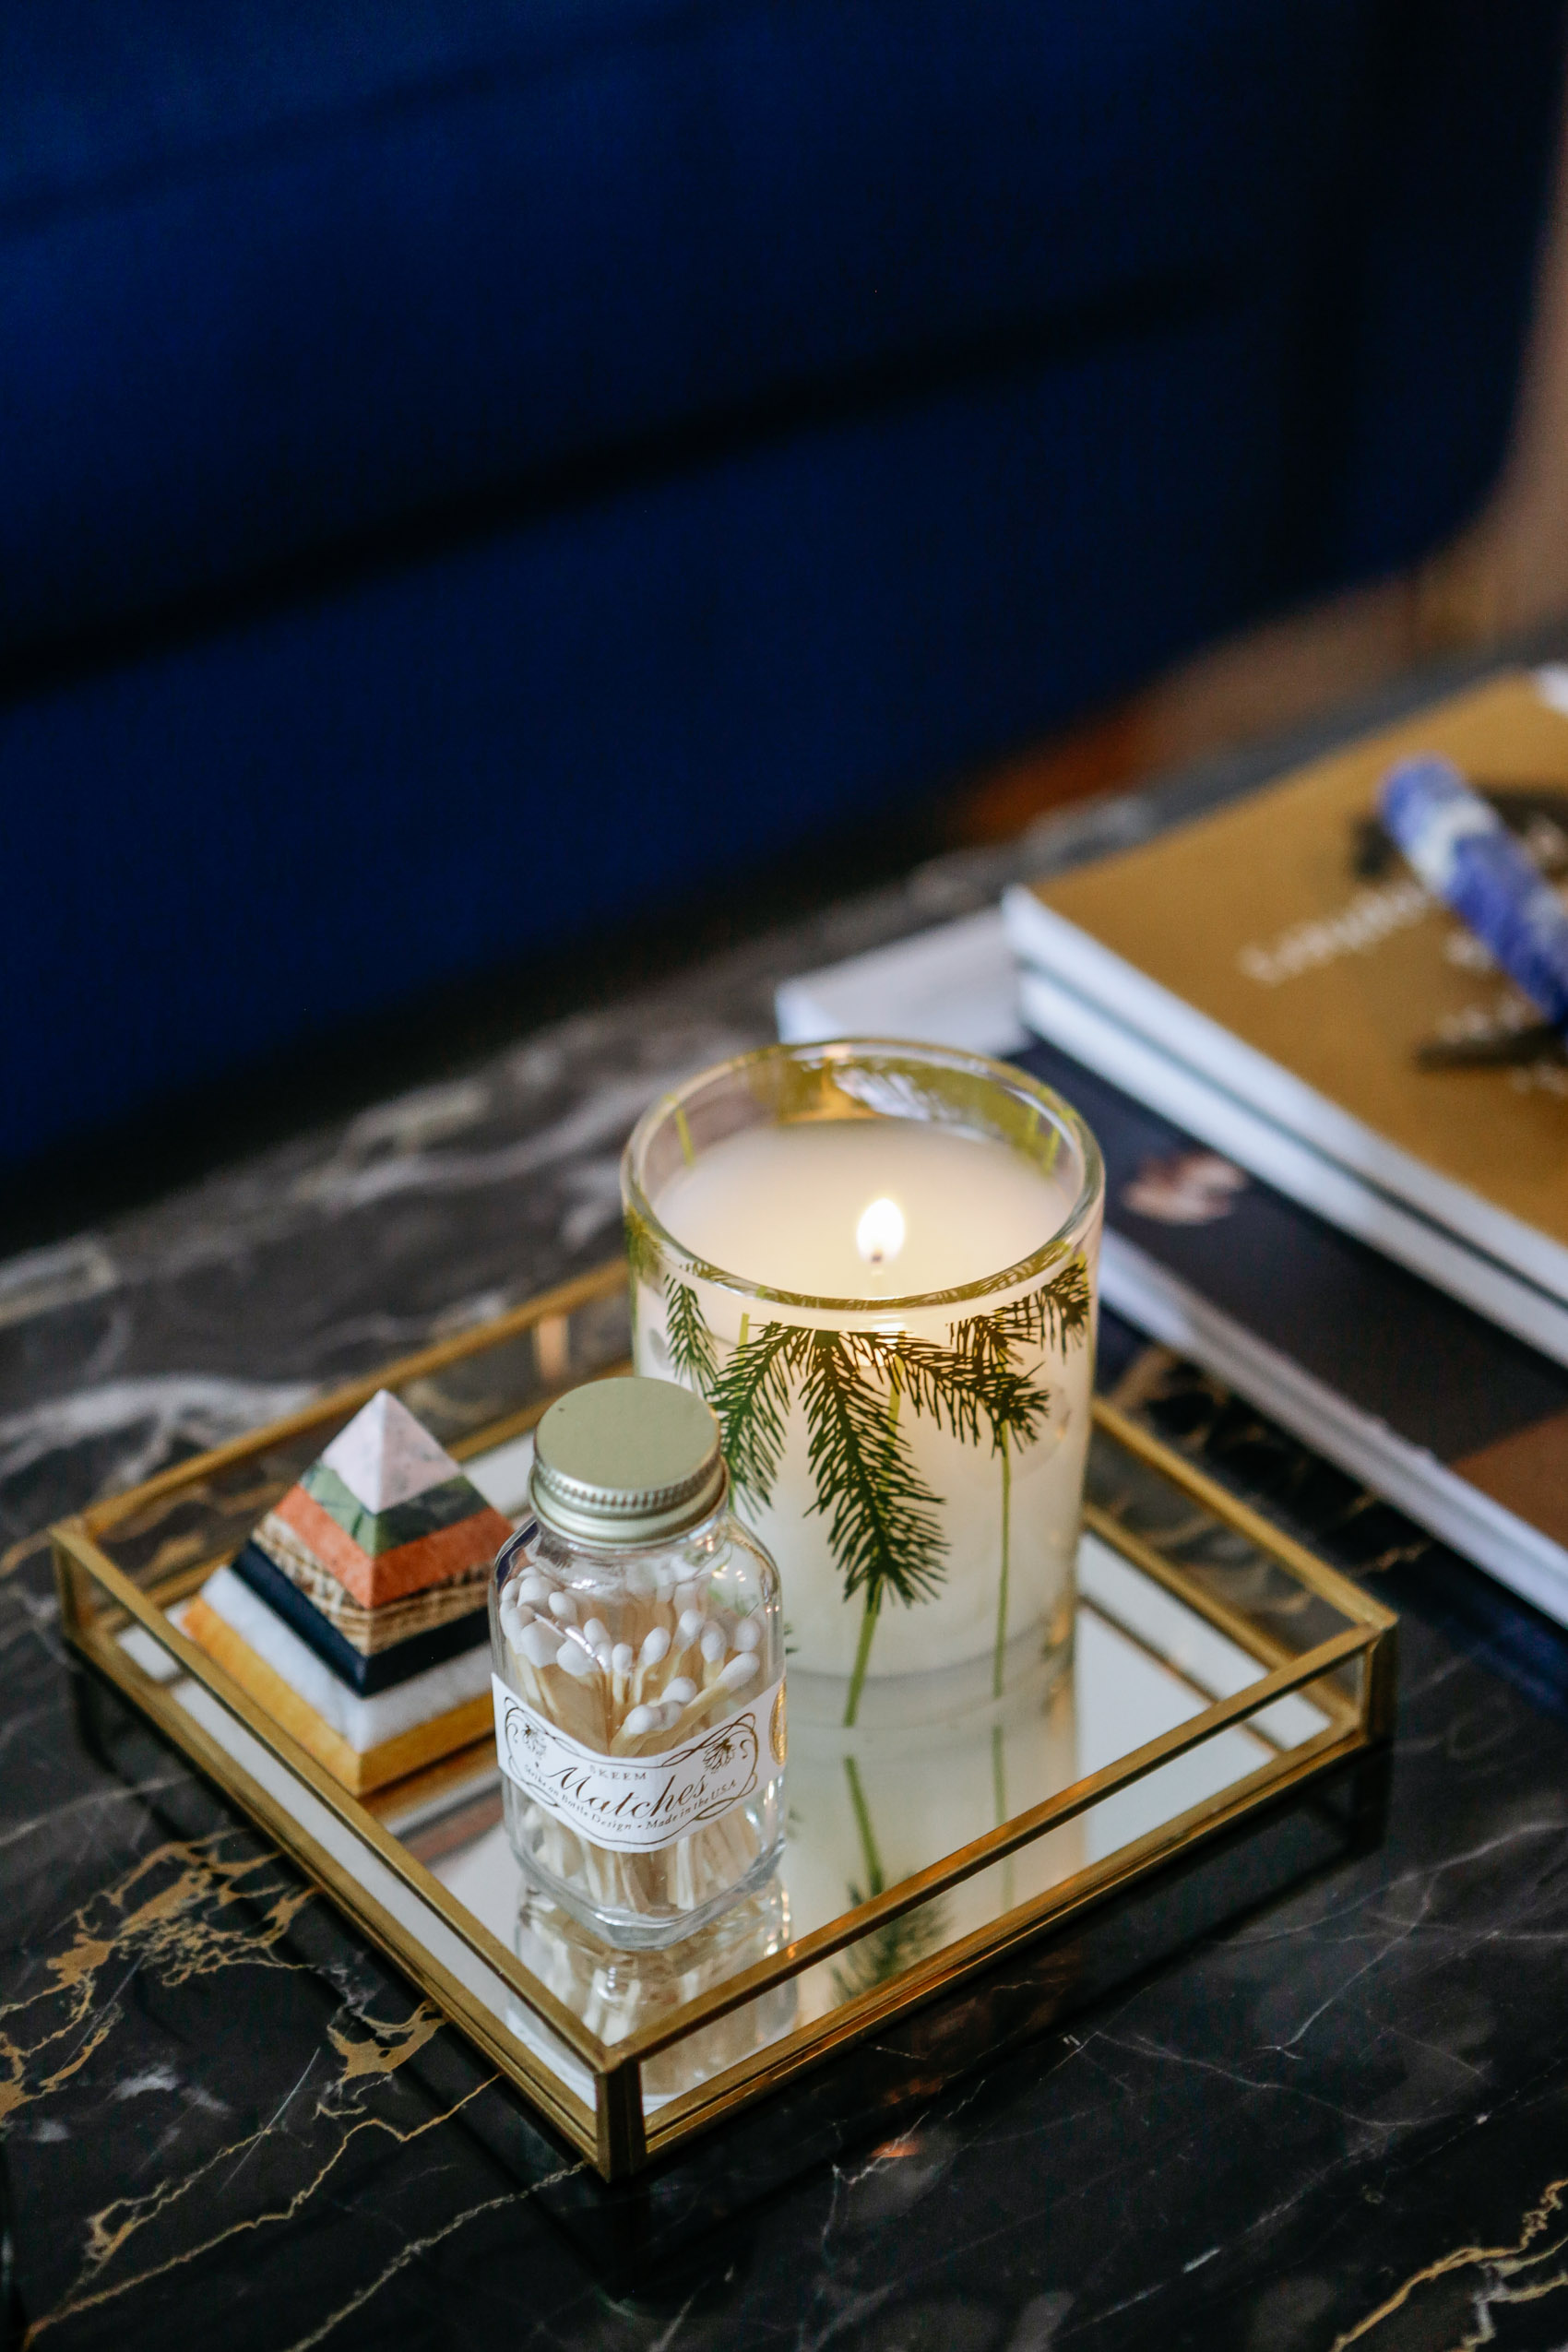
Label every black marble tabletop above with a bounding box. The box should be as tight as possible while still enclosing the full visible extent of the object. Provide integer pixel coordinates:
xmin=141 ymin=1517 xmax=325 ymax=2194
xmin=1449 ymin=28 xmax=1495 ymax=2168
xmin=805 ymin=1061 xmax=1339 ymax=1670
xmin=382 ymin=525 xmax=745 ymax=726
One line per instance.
xmin=9 ymin=654 xmax=1568 ymax=2350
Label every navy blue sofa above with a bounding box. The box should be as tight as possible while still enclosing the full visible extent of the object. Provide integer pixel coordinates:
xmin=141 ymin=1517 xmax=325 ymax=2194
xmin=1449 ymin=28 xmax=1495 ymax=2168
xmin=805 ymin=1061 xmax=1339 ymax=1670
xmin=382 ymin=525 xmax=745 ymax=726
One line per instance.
xmin=3 ymin=0 xmax=1564 ymax=1170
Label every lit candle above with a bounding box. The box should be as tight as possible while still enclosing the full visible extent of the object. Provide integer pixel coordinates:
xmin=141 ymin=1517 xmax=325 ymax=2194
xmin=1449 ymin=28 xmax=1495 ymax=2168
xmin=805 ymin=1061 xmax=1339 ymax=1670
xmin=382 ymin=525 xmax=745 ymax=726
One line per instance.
xmin=622 ymin=1043 xmax=1102 ymax=1726
xmin=654 ymin=1124 xmax=1051 ymax=1300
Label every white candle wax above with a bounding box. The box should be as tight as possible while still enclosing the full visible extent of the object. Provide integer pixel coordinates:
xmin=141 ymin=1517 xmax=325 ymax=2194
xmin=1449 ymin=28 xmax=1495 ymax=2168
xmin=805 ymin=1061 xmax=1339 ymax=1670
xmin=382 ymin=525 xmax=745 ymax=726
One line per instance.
xmin=652 ymin=1123 xmax=1062 ymax=1299
xmin=639 ymin=1117 xmax=1098 ymax=1695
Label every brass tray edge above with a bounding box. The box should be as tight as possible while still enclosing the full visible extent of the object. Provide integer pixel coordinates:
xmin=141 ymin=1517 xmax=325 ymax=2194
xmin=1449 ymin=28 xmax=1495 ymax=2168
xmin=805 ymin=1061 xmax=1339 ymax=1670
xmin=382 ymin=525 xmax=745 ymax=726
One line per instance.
xmin=49 ymin=1262 xmax=1397 ymax=2178
xmin=647 ymin=1715 xmax=1370 ymax=2147
xmin=78 ymin=1257 xmax=628 ymax=1540
xmin=53 ymin=1504 xmax=1379 ymax=2076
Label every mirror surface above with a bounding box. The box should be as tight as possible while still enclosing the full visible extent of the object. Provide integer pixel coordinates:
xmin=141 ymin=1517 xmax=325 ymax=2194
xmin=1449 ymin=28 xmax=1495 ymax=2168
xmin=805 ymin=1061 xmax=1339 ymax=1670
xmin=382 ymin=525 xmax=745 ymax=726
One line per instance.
xmin=114 ymin=1413 xmax=1346 ymax=2120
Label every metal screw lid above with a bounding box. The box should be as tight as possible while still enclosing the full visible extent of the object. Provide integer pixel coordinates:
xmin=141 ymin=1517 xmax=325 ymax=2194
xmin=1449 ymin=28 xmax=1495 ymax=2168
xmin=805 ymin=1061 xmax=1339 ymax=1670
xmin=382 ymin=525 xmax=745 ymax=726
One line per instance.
xmin=529 ymin=1376 xmax=727 ymax=1547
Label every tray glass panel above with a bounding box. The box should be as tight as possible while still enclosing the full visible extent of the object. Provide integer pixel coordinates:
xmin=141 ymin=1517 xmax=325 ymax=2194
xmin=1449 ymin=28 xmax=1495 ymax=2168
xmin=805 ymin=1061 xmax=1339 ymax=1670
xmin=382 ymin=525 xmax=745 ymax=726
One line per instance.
xmin=53 ymin=1259 xmax=1394 ymax=2177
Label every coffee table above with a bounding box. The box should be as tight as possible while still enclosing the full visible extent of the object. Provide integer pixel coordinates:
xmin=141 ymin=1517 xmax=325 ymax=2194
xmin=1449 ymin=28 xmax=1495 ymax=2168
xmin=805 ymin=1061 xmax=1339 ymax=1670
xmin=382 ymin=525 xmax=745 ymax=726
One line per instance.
xmin=5 ymin=647 xmax=1566 ymax=2346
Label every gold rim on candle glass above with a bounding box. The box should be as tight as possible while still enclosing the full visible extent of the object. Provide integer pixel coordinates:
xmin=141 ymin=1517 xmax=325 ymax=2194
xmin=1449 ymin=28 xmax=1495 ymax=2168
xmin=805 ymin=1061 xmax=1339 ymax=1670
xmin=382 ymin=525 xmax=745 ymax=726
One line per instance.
xmin=621 ymin=1039 xmax=1106 ymax=1731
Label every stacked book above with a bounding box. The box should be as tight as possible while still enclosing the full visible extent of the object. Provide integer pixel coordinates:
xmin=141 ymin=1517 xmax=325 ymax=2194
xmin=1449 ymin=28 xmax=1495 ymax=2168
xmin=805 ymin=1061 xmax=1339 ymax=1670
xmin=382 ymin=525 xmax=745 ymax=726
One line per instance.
xmin=184 ymin=1389 xmax=512 ymax=1792
xmin=780 ymin=666 xmax=1568 ymax=1627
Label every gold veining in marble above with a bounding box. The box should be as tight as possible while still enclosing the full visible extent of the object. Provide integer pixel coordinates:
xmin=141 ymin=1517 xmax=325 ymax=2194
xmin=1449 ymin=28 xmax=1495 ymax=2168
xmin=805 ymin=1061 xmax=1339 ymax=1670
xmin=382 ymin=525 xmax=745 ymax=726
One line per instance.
xmin=325 ymin=2003 xmax=444 ymax=2081
xmin=3 ymin=1825 xmax=580 ymax=2346
xmin=1336 ymin=2170 xmax=1568 ymax=2346
xmin=1 ymin=1833 xmax=311 ymax=2126
xmin=29 ymin=2076 xmax=513 ymax=2346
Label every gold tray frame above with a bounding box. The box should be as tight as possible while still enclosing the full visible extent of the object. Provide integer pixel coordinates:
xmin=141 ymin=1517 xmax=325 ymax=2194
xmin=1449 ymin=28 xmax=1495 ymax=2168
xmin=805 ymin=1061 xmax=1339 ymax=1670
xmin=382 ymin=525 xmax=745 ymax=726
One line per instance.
xmin=52 ymin=1257 xmax=1395 ymax=2180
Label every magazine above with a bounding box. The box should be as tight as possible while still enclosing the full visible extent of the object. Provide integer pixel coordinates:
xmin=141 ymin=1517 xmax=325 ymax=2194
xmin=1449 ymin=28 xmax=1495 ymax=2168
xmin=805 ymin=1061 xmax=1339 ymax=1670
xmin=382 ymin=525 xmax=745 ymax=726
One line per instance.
xmin=1002 ymin=667 xmax=1568 ymax=1310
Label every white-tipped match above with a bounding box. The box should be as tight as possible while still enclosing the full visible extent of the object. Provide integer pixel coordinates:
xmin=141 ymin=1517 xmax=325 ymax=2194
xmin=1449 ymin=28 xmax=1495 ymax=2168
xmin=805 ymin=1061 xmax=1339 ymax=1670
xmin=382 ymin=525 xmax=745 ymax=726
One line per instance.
xmin=557 ymin=1641 xmax=599 ymax=1680
xmin=594 ymin=1643 xmax=613 ymax=1672
xmin=733 ymin=1616 xmax=762 ymax=1651
xmin=518 ymin=1621 xmax=563 ymax=1669
xmin=675 ymin=1609 xmax=705 ymax=1650
xmin=622 ymin=1704 xmax=656 ymax=1738
xmin=611 ymin=1643 xmax=635 ymax=1680
xmin=518 ymin=1574 xmax=551 ymax=1605
xmin=582 ymin=1617 xmax=610 ymax=1649
xmin=638 ymin=1626 xmax=671 ymax=1669
xmin=547 ymin=1591 xmax=576 ymax=1623
xmin=700 ymin=1624 xmax=725 ymax=1665
xmin=717 ymin=1653 xmax=758 ymax=1691
xmin=665 ymin=1676 xmax=698 ymax=1705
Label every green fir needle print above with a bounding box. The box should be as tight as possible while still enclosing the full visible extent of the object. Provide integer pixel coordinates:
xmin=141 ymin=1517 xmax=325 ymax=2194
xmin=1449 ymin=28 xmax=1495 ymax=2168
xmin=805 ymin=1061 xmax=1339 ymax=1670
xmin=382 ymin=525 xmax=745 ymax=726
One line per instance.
xmin=829 ymin=1754 xmax=949 ymax=2000
xmin=624 ymin=1206 xmax=662 ymax=1293
xmin=665 ymin=1277 xmax=720 ymax=1395
xmin=670 ymin=1255 xmax=1092 ymax=1622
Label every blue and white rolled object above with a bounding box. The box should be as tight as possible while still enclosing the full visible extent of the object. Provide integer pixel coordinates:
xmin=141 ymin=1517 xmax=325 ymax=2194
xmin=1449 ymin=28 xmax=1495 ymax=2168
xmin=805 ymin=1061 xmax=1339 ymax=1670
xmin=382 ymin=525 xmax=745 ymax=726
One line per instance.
xmin=1380 ymin=754 xmax=1568 ymax=1028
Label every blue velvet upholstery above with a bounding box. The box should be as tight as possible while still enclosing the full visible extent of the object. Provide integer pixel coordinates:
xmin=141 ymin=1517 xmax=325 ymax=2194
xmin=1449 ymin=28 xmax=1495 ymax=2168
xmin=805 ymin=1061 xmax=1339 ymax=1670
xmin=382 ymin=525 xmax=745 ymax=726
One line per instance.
xmin=2 ymin=0 xmax=1564 ymax=1165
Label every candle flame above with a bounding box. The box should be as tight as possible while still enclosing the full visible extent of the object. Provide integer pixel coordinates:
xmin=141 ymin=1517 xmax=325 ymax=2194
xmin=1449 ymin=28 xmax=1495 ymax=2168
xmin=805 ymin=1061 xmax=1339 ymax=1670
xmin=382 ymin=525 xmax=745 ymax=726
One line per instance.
xmin=855 ymin=1196 xmax=906 ymax=1267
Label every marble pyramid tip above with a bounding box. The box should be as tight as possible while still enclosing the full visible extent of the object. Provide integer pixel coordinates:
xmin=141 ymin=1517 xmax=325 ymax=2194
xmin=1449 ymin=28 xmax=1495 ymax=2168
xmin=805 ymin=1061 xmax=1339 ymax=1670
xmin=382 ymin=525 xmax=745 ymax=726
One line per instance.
xmin=253 ymin=1390 xmax=514 ymax=1612
xmin=318 ymin=1387 xmax=462 ymax=1515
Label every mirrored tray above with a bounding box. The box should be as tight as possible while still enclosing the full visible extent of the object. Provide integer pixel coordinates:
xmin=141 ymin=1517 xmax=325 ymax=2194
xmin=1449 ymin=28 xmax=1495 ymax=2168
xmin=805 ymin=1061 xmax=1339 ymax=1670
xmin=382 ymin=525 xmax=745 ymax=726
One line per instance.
xmin=52 ymin=1259 xmax=1395 ymax=2180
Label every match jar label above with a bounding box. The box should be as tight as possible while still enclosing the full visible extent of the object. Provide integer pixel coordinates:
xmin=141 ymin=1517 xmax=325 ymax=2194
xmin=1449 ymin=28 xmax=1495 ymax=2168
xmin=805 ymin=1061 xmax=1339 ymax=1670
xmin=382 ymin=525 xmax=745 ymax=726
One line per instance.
xmin=491 ymin=1674 xmax=784 ymax=1853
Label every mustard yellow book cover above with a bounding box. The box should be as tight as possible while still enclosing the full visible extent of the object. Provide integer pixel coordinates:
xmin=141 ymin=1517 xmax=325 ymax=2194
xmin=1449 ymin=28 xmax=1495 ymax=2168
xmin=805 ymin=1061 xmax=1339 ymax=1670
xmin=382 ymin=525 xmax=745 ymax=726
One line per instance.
xmin=1026 ymin=671 xmax=1568 ymax=1258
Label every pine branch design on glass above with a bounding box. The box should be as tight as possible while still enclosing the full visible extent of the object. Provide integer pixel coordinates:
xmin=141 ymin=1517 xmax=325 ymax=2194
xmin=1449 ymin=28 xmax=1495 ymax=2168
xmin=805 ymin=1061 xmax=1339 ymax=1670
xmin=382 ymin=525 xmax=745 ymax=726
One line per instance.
xmin=829 ymin=1754 xmax=948 ymax=2000
xmin=951 ymin=1254 xmax=1092 ymax=1361
xmin=622 ymin=1040 xmax=1103 ymax=1716
xmin=795 ymin=1334 xmax=947 ymax=1610
xmin=659 ymin=1256 xmax=1093 ymax=1724
xmin=624 ymin=1206 xmax=662 ymax=1292
xmin=624 ymin=1207 xmax=662 ymax=1348
xmin=664 ymin=1277 xmax=720 ymax=1396
xmin=707 ymin=1319 xmax=801 ymax=1504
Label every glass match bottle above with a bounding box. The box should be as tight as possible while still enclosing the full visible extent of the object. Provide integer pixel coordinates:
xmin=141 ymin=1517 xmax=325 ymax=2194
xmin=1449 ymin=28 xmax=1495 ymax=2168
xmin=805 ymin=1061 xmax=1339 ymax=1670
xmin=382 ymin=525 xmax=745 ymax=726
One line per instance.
xmin=489 ymin=1377 xmax=785 ymax=1948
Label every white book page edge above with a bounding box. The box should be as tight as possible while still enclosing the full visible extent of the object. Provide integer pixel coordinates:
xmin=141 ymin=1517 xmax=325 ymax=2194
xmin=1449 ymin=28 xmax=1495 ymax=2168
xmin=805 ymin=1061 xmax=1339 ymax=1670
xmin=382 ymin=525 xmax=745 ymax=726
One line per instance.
xmin=1001 ymin=882 xmax=1568 ymax=1310
xmin=775 ymin=908 xmax=1027 ymax=1054
xmin=1100 ymin=1229 xmax=1568 ymax=1626
xmin=768 ymin=900 xmax=1568 ymax=1359
xmin=1018 ymin=966 xmax=1568 ymax=1371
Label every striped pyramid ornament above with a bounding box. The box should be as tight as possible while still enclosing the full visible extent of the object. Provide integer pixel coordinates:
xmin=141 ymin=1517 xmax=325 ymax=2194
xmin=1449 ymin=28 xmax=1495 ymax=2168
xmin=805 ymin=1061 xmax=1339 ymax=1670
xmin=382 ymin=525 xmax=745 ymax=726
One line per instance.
xmin=260 ymin=1389 xmax=513 ymax=1610
xmin=182 ymin=1389 xmax=512 ymax=1793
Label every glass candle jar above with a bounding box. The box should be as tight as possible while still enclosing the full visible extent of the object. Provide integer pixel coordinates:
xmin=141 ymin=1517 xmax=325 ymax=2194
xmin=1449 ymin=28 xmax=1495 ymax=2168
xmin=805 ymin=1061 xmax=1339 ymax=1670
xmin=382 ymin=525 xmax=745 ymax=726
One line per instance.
xmin=621 ymin=1040 xmax=1103 ymax=1731
xmin=490 ymin=1376 xmax=786 ymax=1949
